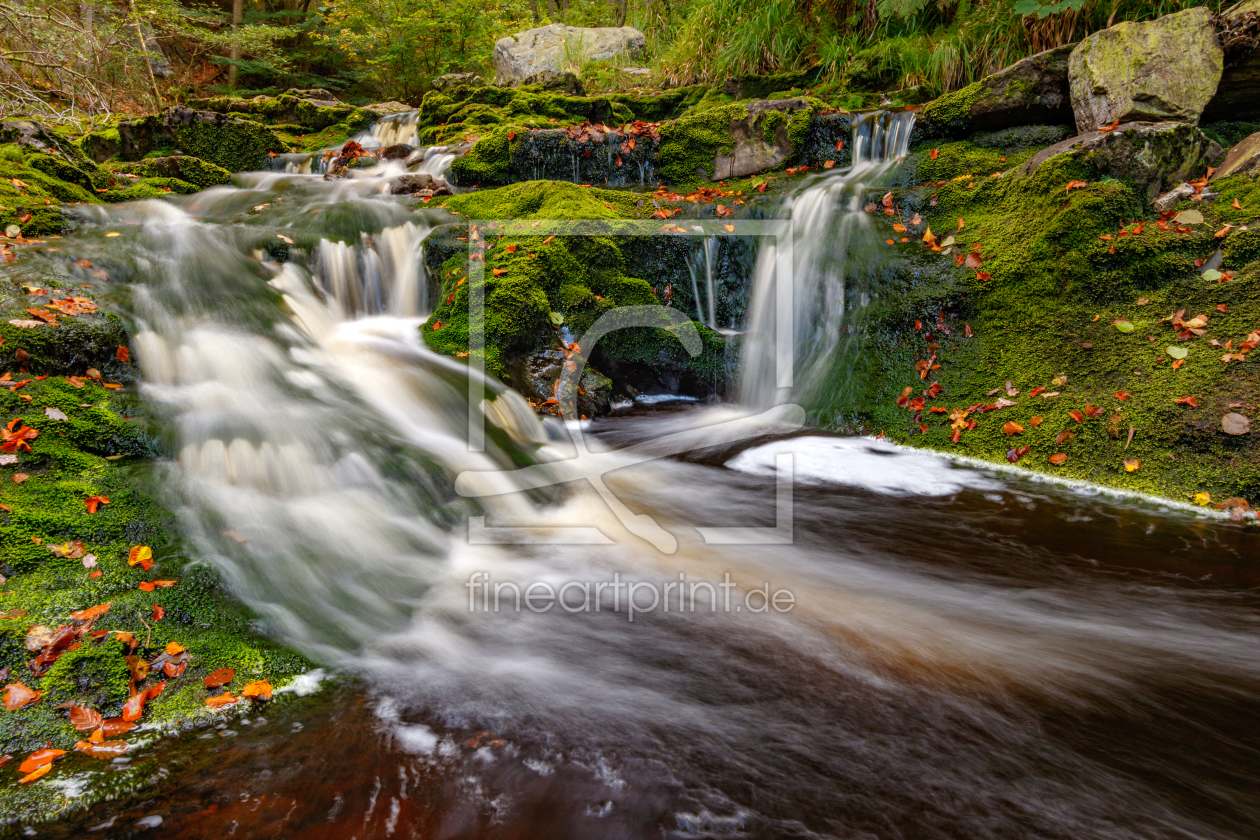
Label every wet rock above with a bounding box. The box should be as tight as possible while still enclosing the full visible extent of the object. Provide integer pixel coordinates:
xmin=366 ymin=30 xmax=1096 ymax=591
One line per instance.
xmin=1222 ymin=412 xmax=1251 ymax=435
xmin=390 ymin=174 xmax=451 ymax=196
xmin=916 ymin=45 xmax=1075 ymax=139
xmin=1018 ymin=121 xmax=1221 ymax=201
xmin=513 ymin=348 xmax=612 ymax=418
xmin=1068 ymin=7 xmax=1223 ymax=132
xmin=363 ymin=100 xmax=413 ymax=115
xmin=1152 ymin=182 xmax=1198 ymax=212
xmin=431 ymin=73 xmax=484 ymax=90
xmin=621 ymin=67 xmax=651 ymax=77
xmin=713 ymin=99 xmax=815 ymax=179
xmin=107 ymin=107 xmax=287 ymax=173
xmin=379 ymin=144 xmax=416 ymax=161
xmin=520 ymin=70 xmax=586 ymax=95
xmin=284 ymin=87 xmax=339 ymax=101
xmin=493 ymin=24 xmax=645 ymax=84
xmin=1212 ymin=130 xmax=1260 ymax=179
xmin=1204 ymin=0 xmax=1260 ymax=121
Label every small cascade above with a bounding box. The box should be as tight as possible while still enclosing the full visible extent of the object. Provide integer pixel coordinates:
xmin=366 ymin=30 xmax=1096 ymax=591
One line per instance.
xmin=314 ymin=221 xmax=432 ymax=317
xmin=740 ymin=109 xmax=916 ymax=409
xmin=359 ymin=110 xmax=420 ymax=148
xmin=686 ymin=236 xmax=720 ymax=329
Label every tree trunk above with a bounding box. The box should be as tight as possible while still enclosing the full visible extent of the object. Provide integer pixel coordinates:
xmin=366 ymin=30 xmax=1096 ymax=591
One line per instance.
xmin=530 ymin=0 xmax=539 ymax=24
xmin=618 ymin=0 xmax=627 ymax=27
xmin=229 ymin=0 xmax=243 ymax=90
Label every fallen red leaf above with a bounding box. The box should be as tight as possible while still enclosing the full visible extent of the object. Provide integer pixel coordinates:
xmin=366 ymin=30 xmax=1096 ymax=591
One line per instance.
xmin=69 ymin=706 xmax=103 ymax=731
xmin=121 ymin=692 xmax=145 ymax=722
xmin=84 ymin=495 xmax=110 ymax=513
xmin=1048 ymin=453 xmax=1068 ymax=465
xmin=1175 ymin=396 xmax=1199 ymax=407
xmin=17 ymin=749 xmax=64 ymax=773
xmin=152 ymin=604 xmax=165 ymax=621
xmin=204 ymin=668 xmax=235 ymax=688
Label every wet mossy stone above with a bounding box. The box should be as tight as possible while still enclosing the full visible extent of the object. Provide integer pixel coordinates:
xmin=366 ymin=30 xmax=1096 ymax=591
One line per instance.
xmin=105 ymin=107 xmax=286 ymax=173
xmin=186 ymin=94 xmax=362 ymax=131
xmin=122 ymin=155 xmax=231 ymax=189
xmin=42 ymin=637 xmax=132 ymax=711
xmin=1018 ymin=121 xmax=1222 ymax=201
xmin=722 ymin=71 xmax=814 ymax=101
xmin=916 ymin=45 xmax=1075 ymax=141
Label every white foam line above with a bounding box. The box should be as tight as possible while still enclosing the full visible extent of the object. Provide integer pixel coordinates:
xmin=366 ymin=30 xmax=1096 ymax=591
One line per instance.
xmin=880 ymin=436 xmax=1240 ymax=522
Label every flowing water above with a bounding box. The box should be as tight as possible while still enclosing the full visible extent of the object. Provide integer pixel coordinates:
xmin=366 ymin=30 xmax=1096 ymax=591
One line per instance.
xmin=14 ymin=113 xmax=1260 ymax=839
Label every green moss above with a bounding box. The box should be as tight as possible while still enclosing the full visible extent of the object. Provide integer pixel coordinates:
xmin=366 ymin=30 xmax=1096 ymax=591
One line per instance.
xmin=42 ymin=637 xmax=132 ymax=710
xmin=449 ymin=125 xmax=519 ymax=187
xmin=657 ymin=103 xmax=746 ymax=185
xmin=423 ymin=181 xmax=728 ymax=385
xmin=124 ymin=156 xmax=231 ymax=189
xmin=168 ymin=119 xmax=287 ymax=174
xmin=916 ymin=81 xmax=984 ymax=138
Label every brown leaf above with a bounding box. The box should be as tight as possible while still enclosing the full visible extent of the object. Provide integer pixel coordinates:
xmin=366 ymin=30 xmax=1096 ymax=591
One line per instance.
xmin=1048 ymin=453 xmax=1068 ymax=465
xmin=3 ymin=683 xmax=41 ymax=710
xmin=68 ymin=706 xmax=103 ymax=731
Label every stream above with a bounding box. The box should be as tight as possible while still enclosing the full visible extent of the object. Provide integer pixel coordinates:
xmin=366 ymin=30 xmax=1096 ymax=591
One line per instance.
xmin=14 ymin=114 xmax=1260 ymax=839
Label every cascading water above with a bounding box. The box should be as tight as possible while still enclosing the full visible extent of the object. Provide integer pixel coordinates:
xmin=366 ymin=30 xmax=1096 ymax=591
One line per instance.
xmin=740 ymin=109 xmax=916 ymax=408
xmin=25 ymin=108 xmax=1260 ymax=840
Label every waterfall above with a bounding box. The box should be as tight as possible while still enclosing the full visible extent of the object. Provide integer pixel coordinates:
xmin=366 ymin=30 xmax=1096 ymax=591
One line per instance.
xmin=739 ymin=109 xmax=915 ymax=409
xmin=314 ymin=222 xmax=432 ymax=318
xmin=359 ymin=110 xmax=421 ymax=148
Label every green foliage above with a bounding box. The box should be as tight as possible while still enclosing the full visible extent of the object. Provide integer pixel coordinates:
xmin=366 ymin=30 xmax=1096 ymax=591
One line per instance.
xmin=320 ymin=0 xmax=533 ymax=102
xmin=658 ymin=0 xmax=1227 ymax=94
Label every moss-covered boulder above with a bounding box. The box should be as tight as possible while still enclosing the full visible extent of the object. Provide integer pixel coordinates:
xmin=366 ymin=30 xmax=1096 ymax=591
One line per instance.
xmin=89 ymin=107 xmax=287 ymax=173
xmin=114 ymin=155 xmax=231 ymax=189
xmin=1069 ymin=7 xmax=1223 ymax=133
xmin=916 ymin=45 xmax=1074 ymax=140
xmin=422 ymin=181 xmax=728 ymax=398
xmin=1017 ymin=121 xmax=1221 ymax=201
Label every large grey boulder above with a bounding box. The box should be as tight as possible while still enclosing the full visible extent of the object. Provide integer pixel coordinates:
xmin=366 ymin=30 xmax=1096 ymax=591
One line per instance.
xmin=1204 ymin=0 xmax=1260 ymax=121
xmin=493 ymin=24 xmax=645 ymax=84
xmin=1068 ymin=8 xmax=1223 ymax=133
xmin=1212 ymin=131 xmax=1260 ymax=180
xmin=915 ymin=45 xmax=1074 ymax=139
xmin=1018 ymin=121 xmax=1221 ymax=201
xmin=712 ymin=99 xmax=811 ymax=180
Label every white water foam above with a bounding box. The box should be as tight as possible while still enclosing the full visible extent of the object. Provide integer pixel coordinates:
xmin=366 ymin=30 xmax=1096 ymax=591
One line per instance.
xmin=727 ymin=436 xmax=1001 ymax=496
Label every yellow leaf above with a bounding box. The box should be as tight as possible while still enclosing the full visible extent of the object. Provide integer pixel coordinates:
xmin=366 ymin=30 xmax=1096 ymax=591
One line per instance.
xmin=1194 ymin=491 xmax=1211 ymax=506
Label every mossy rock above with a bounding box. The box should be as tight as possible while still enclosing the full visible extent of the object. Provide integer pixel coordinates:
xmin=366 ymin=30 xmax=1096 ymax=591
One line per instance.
xmin=422 ymin=181 xmax=727 ymax=392
xmin=806 ymin=130 xmax=1260 ymax=505
xmin=106 ymin=108 xmax=287 ymax=173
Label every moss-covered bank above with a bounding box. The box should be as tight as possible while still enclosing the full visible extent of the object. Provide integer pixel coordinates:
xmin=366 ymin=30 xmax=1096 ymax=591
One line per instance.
xmin=0 ymin=264 xmax=313 ymax=823
xmin=811 ymin=122 xmax=1260 ymax=506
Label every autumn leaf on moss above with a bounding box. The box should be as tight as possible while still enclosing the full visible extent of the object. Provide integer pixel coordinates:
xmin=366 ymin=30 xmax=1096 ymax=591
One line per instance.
xmin=17 ymin=749 xmax=63 ymax=773
xmin=1175 ymin=396 xmax=1199 ymax=407
xmin=242 ymin=681 xmax=273 ymax=701
xmin=1048 ymin=453 xmax=1067 ymax=466
xmin=204 ymin=668 xmax=235 ymax=688
xmin=1123 ymin=459 xmax=1140 ymax=473
xmin=206 ymin=694 xmax=239 ymax=709
xmin=84 ymin=495 xmax=109 ymax=513
xmin=128 ymin=546 xmax=153 ymax=571
xmin=3 ymin=683 xmax=41 ymax=710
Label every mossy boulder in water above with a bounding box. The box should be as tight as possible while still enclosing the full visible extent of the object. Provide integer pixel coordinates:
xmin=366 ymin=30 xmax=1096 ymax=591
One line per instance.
xmin=88 ymin=107 xmax=287 ymax=173
xmin=1068 ymin=7 xmax=1223 ymax=132
xmin=916 ymin=45 xmax=1074 ymax=140
xmin=112 ymin=155 xmax=231 ymax=189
